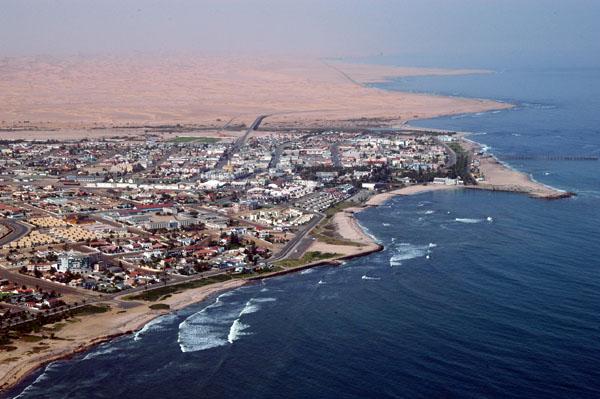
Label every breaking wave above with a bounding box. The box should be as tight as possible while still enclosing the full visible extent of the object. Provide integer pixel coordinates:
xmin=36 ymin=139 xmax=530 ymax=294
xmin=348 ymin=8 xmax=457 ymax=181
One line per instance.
xmin=418 ymin=209 xmax=435 ymax=215
xmin=134 ymin=314 xmax=178 ymax=342
xmin=389 ymin=243 xmax=436 ymax=266
xmin=455 ymin=218 xmax=483 ymax=224
xmin=361 ymin=275 xmax=381 ymax=281
xmin=83 ymin=344 xmax=120 ymax=360
xmin=178 ymin=296 xmax=276 ymax=352
xmin=13 ymin=362 xmax=62 ymax=398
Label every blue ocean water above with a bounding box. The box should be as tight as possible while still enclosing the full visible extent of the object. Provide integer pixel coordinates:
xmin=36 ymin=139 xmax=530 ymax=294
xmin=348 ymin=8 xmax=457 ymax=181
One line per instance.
xmin=7 ymin=68 xmax=600 ymax=399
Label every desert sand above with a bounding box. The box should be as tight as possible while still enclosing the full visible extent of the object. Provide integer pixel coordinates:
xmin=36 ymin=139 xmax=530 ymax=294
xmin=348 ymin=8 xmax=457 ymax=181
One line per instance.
xmin=0 ymin=56 xmax=510 ymax=134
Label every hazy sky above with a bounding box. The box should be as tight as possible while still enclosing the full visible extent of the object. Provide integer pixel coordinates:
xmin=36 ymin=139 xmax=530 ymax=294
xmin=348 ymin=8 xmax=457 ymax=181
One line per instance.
xmin=2 ymin=0 xmax=599 ymax=67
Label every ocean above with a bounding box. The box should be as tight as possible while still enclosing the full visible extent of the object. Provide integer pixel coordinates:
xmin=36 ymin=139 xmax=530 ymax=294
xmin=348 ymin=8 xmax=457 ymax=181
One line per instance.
xmin=6 ymin=67 xmax=600 ymax=398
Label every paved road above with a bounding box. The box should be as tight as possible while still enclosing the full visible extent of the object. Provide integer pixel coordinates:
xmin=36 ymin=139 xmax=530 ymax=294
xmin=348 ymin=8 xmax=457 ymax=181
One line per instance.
xmin=269 ymin=212 xmax=325 ymax=262
xmin=0 ymin=219 xmax=30 ymax=247
xmin=435 ymin=138 xmax=457 ymax=168
xmin=331 ymin=143 xmax=342 ymax=167
xmin=215 ymin=115 xmax=267 ymax=170
xmin=268 ymin=140 xmax=291 ymax=169
xmin=0 ymin=266 xmax=92 ymax=296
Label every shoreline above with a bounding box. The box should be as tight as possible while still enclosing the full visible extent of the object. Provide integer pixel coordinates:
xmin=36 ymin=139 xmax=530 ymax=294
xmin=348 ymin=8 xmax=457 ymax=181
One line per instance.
xmin=2 ymin=159 xmax=570 ymax=396
xmin=0 ymin=63 xmax=566 ymax=395
xmin=0 ymin=279 xmax=247 ymax=394
xmin=459 ymin=135 xmax=574 ymax=199
xmin=1 ymin=133 xmax=573 ymax=395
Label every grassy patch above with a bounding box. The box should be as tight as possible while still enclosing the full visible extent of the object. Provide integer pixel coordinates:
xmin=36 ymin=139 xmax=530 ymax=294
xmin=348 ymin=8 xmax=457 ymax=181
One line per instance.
xmin=168 ymin=136 xmax=220 ymax=144
xmin=149 ymin=303 xmax=170 ymax=310
xmin=19 ymin=334 xmax=44 ymax=343
xmin=255 ymin=266 xmax=284 ymax=274
xmin=0 ymin=345 xmax=17 ymax=352
xmin=275 ymin=251 xmax=341 ymax=268
xmin=71 ymin=304 xmax=111 ymax=317
xmin=311 ymin=202 xmax=363 ymax=247
xmin=323 ymin=201 xmax=355 ymax=218
xmin=43 ymin=322 xmax=66 ymax=333
xmin=124 ymin=274 xmax=232 ymax=302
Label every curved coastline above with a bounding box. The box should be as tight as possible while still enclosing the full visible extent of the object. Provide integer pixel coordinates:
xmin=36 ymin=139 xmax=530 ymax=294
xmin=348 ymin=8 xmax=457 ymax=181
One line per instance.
xmin=0 ymin=68 xmax=568 ymax=396
xmin=2 ymin=139 xmax=570 ymax=397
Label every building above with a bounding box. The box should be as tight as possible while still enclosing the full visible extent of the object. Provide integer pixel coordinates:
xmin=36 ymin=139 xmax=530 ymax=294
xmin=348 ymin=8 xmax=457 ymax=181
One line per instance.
xmin=58 ymin=250 xmax=92 ymax=273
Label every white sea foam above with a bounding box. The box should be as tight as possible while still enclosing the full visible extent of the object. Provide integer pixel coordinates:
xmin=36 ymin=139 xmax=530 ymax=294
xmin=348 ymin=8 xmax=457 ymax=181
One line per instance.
xmin=382 ymin=223 xmax=390 ymax=226
xmin=318 ymin=280 xmax=326 ymax=285
xmin=455 ymin=218 xmax=483 ymax=224
xmin=178 ymin=296 xmax=275 ymax=352
xmin=177 ymin=296 xmax=237 ymax=352
xmin=260 ymin=287 xmax=269 ymax=292
xmin=13 ymin=361 xmax=63 ymax=398
xmin=356 ymin=221 xmax=381 ymax=244
xmin=300 ymin=268 xmax=314 ymax=275
xmin=361 ymin=275 xmax=381 ymax=281
xmin=133 ymin=314 xmax=177 ymax=342
xmin=252 ymin=297 xmax=277 ymax=303
xmin=227 ymin=319 xmax=249 ymax=343
xmin=83 ymin=344 xmax=120 ymax=360
xmin=389 ymin=243 xmax=434 ymax=266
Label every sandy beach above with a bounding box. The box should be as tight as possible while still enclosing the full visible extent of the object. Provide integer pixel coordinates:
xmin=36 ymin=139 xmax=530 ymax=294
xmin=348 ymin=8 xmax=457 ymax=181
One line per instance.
xmin=0 ymin=279 xmax=246 ymax=393
xmin=306 ymin=184 xmax=459 ymax=262
xmin=460 ymin=137 xmax=572 ymax=199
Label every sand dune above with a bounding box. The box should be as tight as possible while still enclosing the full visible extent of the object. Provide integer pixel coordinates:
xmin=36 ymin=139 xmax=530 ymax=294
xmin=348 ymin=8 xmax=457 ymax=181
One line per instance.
xmin=0 ymin=56 xmax=509 ymax=131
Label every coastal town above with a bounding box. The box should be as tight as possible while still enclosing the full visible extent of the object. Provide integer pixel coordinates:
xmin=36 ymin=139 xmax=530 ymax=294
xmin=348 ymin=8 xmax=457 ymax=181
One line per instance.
xmin=0 ymin=123 xmax=570 ymax=337
xmin=0 ymin=58 xmax=572 ymax=394
xmin=0 ymin=127 xmax=461 ymax=318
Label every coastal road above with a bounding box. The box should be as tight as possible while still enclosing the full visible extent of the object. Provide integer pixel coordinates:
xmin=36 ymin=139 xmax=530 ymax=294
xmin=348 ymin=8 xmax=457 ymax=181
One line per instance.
xmin=269 ymin=212 xmax=325 ymax=262
xmin=215 ymin=115 xmax=268 ymax=170
xmin=0 ymin=219 xmax=30 ymax=247
xmin=435 ymin=138 xmax=457 ymax=168
xmin=0 ymin=266 xmax=93 ymax=297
